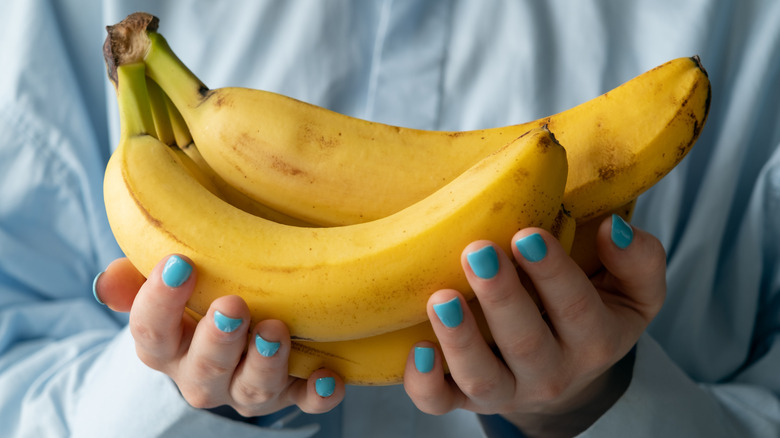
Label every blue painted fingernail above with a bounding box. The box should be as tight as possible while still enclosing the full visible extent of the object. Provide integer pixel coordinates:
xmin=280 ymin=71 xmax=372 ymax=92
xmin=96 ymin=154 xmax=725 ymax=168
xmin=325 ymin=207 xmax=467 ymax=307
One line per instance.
xmin=433 ymin=297 xmax=463 ymax=328
xmin=255 ymin=334 xmax=281 ymax=357
xmin=611 ymin=214 xmax=634 ymax=249
xmin=515 ymin=233 xmax=547 ymax=262
xmin=466 ymin=246 xmax=499 ymax=279
xmin=214 ymin=310 xmax=242 ymax=333
xmin=92 ymin=271 xmax=106 ymax=305
xmin=414 ymin=347 xmax=435 ymax=373
xmin=315 ymin=377 xmax=336 ymax=397
xmin=161 ymin=255 xmax=192 ymax=288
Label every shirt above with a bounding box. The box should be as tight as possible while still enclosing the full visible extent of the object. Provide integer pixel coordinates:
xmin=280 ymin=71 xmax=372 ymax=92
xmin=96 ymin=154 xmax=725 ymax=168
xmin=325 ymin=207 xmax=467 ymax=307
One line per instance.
xmin=1 ymin=0 xmax=779 ymax=436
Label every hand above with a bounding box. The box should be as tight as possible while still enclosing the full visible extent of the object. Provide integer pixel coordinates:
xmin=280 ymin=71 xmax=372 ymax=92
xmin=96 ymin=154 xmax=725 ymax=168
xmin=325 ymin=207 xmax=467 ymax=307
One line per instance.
xmin=403 ymin=215 xmax=666 ymax=437
xmin=93 ymin=255 xmax=345 ymax=417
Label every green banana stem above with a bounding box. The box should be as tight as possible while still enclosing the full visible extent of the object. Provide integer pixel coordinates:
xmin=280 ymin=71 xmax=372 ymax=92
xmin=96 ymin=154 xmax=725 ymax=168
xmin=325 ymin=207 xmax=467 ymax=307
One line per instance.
xmin=116 ymin=63 xmax=156 ymax=139
xmin=163 ymin=88 xmax=194 ymax=147
xmin=145 ymin=77 xmax=176 ymax=145
xmin=144 ymin=32 xmax=207 ymax=112
xmin=104 ymin=12 xmax=205 ymax=115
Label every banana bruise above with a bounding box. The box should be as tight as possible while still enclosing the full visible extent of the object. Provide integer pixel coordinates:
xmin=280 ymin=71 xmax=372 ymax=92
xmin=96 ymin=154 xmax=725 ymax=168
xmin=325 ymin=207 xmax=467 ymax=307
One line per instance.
xmin=104 ymin=13 xmax=710 ymax=226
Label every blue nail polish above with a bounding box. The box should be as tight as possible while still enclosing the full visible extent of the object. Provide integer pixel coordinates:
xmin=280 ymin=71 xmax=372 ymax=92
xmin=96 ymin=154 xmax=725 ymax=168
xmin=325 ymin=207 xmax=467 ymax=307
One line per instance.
xmin=433 ymin=297 xmax=464 ymax=328
xmin=414 ymin=347 xmax=435 ymax=373
xmin=161 ymin=255 xmax=192 ymax=288
xmin=92 ymin=271 xmax=106 ymax=305
xmin=315 ymin=377 xmax=336 ymax=397
xmin=515 ymin=233 xmax=547 ymax=262
xmin=214 ymin=310 xmax=242 ymax=333
xmin=611 ymin=214 xmax=634 ymax=249
xmin=255 ymin=334 xmax=281 ymax=357
xmin=466 ymin=246 xmax=500 ymax=279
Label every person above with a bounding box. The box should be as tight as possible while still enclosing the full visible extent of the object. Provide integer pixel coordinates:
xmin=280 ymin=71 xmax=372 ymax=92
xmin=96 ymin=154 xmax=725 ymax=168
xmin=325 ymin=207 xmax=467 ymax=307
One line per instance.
xmin=1 ymin=0 xmax=779 ymax=436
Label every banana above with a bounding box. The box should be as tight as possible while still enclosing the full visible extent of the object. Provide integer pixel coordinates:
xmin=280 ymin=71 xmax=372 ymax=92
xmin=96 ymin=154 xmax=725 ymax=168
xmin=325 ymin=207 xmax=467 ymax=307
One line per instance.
xmin=289 ymin=208 xmax=576 ymax=385
xmin=288 ymin=298 xmax=494 ymax=385
xmin=103 ymin=13 xmax=710 ymax=227
xmin=140 ymin=71 xmax=315 ymax=227
xmin=106 ymin=60 xmax=576 ymax=383
xmin=104 ymin=57 xmax=569 ymax=341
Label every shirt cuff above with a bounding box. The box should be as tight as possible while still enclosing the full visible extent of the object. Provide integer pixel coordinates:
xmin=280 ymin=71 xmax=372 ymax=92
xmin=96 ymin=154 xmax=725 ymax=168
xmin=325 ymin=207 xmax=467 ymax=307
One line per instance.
xmin=578 ymin=333 xmax=735 ymax=437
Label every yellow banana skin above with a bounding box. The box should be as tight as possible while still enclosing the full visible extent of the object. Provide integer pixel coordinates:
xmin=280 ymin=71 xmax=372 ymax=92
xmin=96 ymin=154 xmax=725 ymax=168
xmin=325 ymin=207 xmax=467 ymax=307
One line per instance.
xmin=112 ymin=15 xmax=709 ymax=226
xmin=105 ymin=61 xmax=569 ymax=345
xmin=139 ymin=72 xmax=315 ymax=227
xmin=287 ymin=211 xmax=576 ymax=385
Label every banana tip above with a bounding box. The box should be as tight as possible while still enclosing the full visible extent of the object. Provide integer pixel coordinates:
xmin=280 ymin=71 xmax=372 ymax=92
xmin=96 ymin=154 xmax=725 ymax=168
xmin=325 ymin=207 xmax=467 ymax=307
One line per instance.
xmin=691 ymin=55 xmax=708 ymax=78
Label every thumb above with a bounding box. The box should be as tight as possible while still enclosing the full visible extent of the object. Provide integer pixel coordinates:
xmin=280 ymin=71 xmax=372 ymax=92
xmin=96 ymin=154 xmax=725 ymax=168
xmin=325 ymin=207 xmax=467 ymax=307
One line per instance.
xmin=93 ymin=258 xmax=147 ymax=312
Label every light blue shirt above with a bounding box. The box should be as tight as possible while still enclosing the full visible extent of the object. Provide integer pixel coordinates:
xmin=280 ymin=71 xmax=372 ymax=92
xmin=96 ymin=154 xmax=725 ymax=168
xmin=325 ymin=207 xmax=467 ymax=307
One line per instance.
xmin=2 ymin=0 xmax=779 ymax=436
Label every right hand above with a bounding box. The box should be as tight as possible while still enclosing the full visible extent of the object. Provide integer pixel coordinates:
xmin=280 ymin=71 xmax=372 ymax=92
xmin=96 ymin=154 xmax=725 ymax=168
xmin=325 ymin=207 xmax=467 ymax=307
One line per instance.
xmin=93 ymin=255 xmax=345 ymax=417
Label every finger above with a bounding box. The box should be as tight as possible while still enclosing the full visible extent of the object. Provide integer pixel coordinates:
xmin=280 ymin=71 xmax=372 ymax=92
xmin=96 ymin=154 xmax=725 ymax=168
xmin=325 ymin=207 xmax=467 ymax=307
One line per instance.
xmin=403 ymin=341 xmax=464 ymax=415
xmin=229 ymin=319 xmax=292 ymax=415
xmin=129 ymin=254 xmax=196 ymax=368
xmin=93 ymin=257 xmax=146 ymax=312
xmin=426 ymin=289 xmax=514 ymax=406
xmin=512 ymin=229 xmax=608 ymax=348
xmin=178 ymin=295 xmax=251 ymax=409
xmin=462 ymin=241 xmax=560 ymax=373
xmin=285 ymin=369 xmax=345 ymax=414
xmin=595 ymin=214 xmax=667 ymax=320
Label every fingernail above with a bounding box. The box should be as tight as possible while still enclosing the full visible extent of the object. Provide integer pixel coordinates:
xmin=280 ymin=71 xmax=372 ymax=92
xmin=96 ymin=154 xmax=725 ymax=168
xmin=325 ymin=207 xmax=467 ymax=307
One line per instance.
xmin=466 ymin=246 xmax=499 ymax=279
xmin=414 ymin=347 xmax=435 ymax=373
xmin=255 ymin=334 xmax=281 ymax=357
xmin=162 ymin=255 xmax=192 ymax=288
xmin=214 ymin=310 xmax=242 ymax=333
xmin=92 ymin=271 xmax=106 ymax=305
xmin=515 ymin=233 xmax=547 ymax=262
xmin=611 ymin=214 xmax=634 ymax=249
xmin=433 ymin=297 xmax=463 ymax=328
xmin=315 ymin=377 xmax=335 ymax=397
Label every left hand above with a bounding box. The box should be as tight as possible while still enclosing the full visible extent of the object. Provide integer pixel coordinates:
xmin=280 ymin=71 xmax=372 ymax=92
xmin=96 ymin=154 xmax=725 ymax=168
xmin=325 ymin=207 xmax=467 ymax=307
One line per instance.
xmin=403 ymin=216 xmax=666 ymax=437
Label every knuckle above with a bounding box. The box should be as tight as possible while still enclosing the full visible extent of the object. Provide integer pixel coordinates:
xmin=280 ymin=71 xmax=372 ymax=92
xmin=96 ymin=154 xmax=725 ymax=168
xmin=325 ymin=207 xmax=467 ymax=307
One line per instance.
xmin=533 ymin=380 xmax=567 ymax=404
xmin=179 ymin=386 xmax=219 ymax=410
xmin=459 ymin=374 xmax=501 ymax=401
xmin=644 ymin=241 xmax=667 ymax=276
xmin=582 ymin=337 xmax=620 ymax=369
xmin=478 ymin=286 xmax=519 ymax=310
xmin=192 ymin=356 xmax=233 ymax=379
xmin=408 ymin=389 xmax=452 ymax=416
xmin=233 ymin=380 xmax=278 ymax=405
xmin=129 ymin=318 xmax=167 ymax=348
xmin=525 ymin=376 xmax=569 ymax=406
xmin=503 ymin=330 xmax=548 ymax=362
xmin=553 ymin=294 xmax=591 ymax=324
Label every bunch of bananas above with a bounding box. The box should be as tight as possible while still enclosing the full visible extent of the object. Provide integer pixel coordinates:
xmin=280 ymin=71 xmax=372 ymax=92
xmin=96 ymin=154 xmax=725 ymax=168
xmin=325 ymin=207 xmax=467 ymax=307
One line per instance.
xmin=102 ymin=13 xmax=710 ymax=385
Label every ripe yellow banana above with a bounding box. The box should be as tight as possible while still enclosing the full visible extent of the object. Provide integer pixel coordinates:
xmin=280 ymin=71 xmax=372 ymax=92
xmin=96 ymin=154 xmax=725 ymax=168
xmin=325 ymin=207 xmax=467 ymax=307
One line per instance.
xmin=288 ymin=208 xmax=576 ymax=385
xmin=104 ymin=58 xmax=569 ymax=341
xmin=103 ymin=13 xmax=710 ymax=227
xmin=140 ymin=73 xmax=314 ymax=227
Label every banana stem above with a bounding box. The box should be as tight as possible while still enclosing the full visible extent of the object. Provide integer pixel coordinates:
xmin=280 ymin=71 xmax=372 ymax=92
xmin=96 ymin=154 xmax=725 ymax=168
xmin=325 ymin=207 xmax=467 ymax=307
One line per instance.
xmin=143 ymin=32 xmax=208 ymax=113
xmin=103 ymin=12 xmax=205 ymax=114
xmin=145 ymin=77 xmax=176 ymax=145
xmin=164 ymin=90 xmax=194 ymax=147
xmin=116 ymin=63 xmax=156 ymax=139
